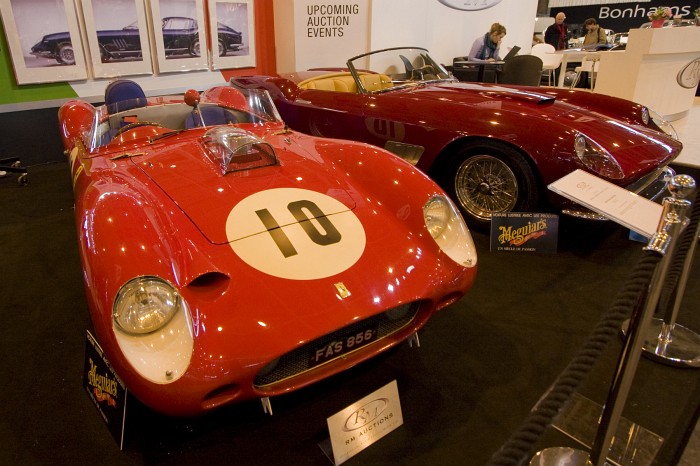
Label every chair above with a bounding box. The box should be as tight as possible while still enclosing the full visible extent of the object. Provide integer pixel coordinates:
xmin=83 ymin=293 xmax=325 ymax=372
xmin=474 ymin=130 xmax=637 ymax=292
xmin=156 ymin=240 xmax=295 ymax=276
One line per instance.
xmin=104 ymin=79 xmax=147 ymax=113
xmin=185 ymin=106 xmax=240 ymax=128
xmin=570 ymin=56 xmax=600 ymax=90
xmin=530 ymin=43 xmax=562 ymax=86
xmin=495 ymin=55 xmax=543 ymax=86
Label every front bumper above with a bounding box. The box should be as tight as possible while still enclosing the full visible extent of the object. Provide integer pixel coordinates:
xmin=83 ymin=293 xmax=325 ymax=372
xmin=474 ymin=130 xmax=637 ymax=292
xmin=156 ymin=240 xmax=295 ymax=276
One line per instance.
xmin=562 ymin=166 xmax=676 ymax=220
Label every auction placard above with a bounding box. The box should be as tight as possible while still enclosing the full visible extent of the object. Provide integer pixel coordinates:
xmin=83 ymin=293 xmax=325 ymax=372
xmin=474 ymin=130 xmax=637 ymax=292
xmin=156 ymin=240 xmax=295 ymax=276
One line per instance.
xmin=325 ymin=380 xmax=403 ymax=465
xmin=491 ymin=212 xmax=559 ymax=253
xmin=84 ymin=331 xmax=128 ymax=449
xmin=548 ymin=169 xmax=663 ymax=237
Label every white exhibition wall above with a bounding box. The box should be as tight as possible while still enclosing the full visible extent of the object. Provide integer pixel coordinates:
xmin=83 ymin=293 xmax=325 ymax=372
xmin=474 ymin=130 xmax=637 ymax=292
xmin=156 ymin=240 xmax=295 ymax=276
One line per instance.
xmin=273 ymin=0 xmax=539 ymax=73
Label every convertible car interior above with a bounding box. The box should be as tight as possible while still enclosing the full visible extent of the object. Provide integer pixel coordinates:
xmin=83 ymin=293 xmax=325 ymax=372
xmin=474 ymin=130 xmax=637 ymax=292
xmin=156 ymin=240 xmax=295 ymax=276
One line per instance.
xmin=297 ymin=72 xmax=394 ymax=93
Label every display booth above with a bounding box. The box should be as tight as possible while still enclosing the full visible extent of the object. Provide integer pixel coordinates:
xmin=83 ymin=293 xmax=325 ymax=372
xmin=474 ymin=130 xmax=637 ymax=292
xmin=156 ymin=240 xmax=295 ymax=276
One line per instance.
xmin=595 ymin=27 xmax=700 ymax=121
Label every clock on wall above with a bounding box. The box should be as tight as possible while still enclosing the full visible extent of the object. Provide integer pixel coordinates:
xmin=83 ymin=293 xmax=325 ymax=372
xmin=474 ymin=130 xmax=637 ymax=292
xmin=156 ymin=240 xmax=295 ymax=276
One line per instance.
xmin=438 ymin=0 xmax=503 ymax=11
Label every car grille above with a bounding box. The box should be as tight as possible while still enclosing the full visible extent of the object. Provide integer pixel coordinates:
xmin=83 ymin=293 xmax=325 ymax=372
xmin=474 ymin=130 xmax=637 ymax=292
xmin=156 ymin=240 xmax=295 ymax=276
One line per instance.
xmin=254 ymin=301 xmax=421 ymax=388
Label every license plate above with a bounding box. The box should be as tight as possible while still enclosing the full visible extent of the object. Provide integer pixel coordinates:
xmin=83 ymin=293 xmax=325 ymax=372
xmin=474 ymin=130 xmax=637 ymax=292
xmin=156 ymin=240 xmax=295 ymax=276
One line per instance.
xmin=309 ymin=325 xmax=379 ymax=367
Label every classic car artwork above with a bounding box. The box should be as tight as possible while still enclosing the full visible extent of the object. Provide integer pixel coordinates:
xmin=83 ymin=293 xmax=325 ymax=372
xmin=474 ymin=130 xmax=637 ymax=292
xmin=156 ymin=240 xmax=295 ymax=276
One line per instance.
xmin=57 ymin=81 xmax=478 ymax=416
xmin=30 ymin=17 xmax=242 ymax=65
xmin=231 ymin=47 xmax=682 ymax=229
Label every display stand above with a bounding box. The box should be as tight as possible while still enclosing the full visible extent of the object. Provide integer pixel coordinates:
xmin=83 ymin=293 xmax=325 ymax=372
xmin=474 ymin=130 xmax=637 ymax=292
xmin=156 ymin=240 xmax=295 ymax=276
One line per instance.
xmin=622 ymin=175 xmax=700 ymax=367
xmin=531 ymin=175 xmax=697 ymax=466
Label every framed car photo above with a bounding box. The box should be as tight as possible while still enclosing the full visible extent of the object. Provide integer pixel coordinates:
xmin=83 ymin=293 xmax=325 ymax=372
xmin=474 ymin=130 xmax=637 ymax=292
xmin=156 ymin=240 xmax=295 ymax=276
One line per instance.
xmin=207 ymin=0 xmax=255 ymax=70
xmin=148 ymin=0 xmax=209 ymax=73
xmin=79 ymin=0 xmax=153 ymax=78
xmin=0 ymin=0 xmax=88 ymax=84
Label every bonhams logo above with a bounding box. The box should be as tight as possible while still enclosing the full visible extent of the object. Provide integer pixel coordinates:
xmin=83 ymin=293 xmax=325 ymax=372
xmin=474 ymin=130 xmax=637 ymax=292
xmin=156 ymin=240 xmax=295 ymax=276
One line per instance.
xmin=88 ymin=358 xmax=118 ymax=407
xmin=498 ymin=219 xmax=547 ymax=247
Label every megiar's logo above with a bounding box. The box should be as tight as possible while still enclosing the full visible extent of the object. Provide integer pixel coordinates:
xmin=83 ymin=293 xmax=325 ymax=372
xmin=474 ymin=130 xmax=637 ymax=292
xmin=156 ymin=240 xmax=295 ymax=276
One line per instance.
xmin=498 ymin=219 xmax=547 ymax=246
xmin=88 ymin=358 xmax=118 ymax=406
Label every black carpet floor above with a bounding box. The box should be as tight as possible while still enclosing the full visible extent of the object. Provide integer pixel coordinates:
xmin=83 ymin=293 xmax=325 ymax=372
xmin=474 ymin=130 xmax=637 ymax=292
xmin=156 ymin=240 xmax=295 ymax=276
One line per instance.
xmin=1 ymin=162 xmax=698 ymax=465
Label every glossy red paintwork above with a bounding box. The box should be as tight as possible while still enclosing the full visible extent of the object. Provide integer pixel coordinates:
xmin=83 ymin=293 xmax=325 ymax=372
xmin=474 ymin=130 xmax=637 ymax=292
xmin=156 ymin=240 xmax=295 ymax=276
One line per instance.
xmin=232 ymin=75 xmax=682 ymax=208
xmin=58 ymin=88 xmax=477 ymax=416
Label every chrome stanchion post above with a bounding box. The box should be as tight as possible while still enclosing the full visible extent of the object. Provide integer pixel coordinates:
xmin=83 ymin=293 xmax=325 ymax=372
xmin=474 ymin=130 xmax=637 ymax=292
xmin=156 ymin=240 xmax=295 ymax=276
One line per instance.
xmin=635 ymin=175 xmax=700 ymax=367
xmin=530 ymin=176 xmax=693 ymax=466
xmin=588 ymin=177 xmax=692 ymax=466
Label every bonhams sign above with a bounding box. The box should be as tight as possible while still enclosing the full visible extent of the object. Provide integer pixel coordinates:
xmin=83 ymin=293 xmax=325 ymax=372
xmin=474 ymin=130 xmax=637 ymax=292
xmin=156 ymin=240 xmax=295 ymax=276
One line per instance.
xmin=555 ymin=1 xmax=697 ymax=32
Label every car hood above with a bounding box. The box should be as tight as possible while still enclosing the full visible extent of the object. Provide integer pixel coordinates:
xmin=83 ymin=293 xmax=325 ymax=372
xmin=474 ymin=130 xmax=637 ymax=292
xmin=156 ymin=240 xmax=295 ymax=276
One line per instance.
xmin=396 ymin=82 xmax=680 ymax=169
xmin=131 ymin=134 xmax=357 ymax=244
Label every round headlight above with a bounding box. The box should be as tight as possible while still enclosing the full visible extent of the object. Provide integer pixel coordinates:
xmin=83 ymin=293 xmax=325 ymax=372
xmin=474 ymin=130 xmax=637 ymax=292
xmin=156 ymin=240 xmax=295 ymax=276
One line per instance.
xmin=423 ymin=196 xmax=452 ymax=239
xmin=113 ymin=277 xmax=180 ymax=335
xmin=423 ymin=195 xmax=477 ymax=268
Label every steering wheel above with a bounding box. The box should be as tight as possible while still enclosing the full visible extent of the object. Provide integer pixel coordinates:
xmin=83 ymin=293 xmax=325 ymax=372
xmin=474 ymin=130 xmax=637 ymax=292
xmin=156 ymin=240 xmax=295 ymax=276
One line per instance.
xmin=114 ymin=121 xmax=163 ymax=137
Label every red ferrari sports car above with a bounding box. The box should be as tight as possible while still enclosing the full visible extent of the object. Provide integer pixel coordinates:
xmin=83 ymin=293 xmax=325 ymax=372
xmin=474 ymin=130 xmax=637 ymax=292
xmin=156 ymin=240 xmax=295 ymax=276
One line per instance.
xmin=58 ymin=81 xmax=477 ymax=417
xmin=231 ymin=46 xmax=682 ymax=229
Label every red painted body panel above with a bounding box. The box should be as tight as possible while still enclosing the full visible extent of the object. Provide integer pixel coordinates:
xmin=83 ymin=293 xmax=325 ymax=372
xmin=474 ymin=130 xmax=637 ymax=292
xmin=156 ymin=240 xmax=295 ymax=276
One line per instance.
xmin=232 ymin=73 xmax=681 ymax=209
xmin=58 ymin=87 xmax=477 ymax=416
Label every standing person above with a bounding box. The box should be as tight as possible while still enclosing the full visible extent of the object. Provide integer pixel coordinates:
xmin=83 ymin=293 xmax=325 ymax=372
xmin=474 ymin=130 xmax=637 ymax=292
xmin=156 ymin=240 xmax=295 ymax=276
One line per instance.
xmin=583 ymin=18 xmax=607 ymax=46
xmin=468 ymin=23 xmax=507 ymax=62
xmin=545 ymin=12 xmax=568 ymax=51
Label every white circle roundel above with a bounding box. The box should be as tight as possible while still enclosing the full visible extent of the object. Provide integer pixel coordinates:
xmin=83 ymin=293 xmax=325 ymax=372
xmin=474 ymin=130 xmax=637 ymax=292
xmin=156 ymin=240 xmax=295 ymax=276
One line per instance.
xmin=226 ymin=188 xmax=366 ymax=280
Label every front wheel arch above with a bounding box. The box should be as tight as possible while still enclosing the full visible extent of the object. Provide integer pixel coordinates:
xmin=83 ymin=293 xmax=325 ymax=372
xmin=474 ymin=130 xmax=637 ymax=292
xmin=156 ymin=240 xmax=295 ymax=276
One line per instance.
xmin=433 ymin=139 xmax=544 ymax=231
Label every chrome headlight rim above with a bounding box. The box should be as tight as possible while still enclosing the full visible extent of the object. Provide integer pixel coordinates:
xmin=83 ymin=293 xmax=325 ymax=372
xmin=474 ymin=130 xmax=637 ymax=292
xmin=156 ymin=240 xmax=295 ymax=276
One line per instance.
xmin=112 ymin=276 xmax=181 ymax=335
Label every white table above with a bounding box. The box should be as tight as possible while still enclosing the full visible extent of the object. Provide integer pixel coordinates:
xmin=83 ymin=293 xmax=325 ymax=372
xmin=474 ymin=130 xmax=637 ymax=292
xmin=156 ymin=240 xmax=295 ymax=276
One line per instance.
xmin=554 ymin=49 xmax=601 ymax=87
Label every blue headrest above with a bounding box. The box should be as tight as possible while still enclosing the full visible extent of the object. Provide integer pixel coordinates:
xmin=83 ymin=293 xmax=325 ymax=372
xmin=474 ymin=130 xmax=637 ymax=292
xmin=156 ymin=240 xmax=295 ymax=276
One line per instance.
xmin=105 ymin=80 xmax=147 ymax=113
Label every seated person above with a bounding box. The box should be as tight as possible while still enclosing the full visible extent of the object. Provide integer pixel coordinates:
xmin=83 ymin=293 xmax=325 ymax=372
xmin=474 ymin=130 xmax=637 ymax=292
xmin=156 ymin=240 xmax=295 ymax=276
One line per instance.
xmin=468 ymin=23 xmax=506 ymax=62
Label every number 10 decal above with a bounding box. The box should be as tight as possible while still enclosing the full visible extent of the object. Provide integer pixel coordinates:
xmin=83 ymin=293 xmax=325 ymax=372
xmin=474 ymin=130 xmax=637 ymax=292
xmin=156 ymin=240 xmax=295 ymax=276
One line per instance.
xmin=227 ymin=188 xmax=366 ymax=280
xmin=256 ymin=200 xmax=342 ymax=258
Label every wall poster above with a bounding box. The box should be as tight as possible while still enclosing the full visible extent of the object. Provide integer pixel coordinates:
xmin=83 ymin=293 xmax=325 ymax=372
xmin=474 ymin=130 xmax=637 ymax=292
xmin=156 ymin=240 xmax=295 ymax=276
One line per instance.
xmin=0 ymin=0 xmax=88 ymax=84
xmin=207 ymin=0 xmax=255 ymax=70
xmin=148 ymin=0 xmax=209 ymax=73
xmin=79 ymin=0 xmax=153 ymax=78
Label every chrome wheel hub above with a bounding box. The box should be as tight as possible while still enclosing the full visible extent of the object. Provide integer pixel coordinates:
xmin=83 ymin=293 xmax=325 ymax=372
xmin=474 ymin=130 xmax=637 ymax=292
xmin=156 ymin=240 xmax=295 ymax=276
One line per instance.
xmin=455 ymin=155 xmax=518 ymax=220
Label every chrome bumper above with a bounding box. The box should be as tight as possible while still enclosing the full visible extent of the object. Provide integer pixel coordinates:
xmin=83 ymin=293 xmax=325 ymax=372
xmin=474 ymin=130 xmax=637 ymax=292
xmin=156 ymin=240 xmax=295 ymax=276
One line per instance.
xmin=562 ymin=166 xmax=676 ymax=220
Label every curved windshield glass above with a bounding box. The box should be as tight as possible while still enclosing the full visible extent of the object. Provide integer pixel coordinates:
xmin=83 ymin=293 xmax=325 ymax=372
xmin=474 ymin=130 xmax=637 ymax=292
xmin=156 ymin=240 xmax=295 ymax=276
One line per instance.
xmin=87 ymin=88 xmax=282 ymax=150
xmin=347 ymin=47 xmax=453 ymax=92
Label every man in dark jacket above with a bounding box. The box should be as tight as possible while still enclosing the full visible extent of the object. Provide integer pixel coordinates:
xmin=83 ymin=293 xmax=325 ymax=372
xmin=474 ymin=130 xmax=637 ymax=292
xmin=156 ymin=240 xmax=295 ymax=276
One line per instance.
xmin=545 ymin=12 xmax=568 ymax=51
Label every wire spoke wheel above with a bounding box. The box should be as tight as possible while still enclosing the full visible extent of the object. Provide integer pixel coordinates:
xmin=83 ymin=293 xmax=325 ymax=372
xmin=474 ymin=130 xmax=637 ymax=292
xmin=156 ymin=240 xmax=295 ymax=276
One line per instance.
xmin=455 ymin=155 xmax=518 ymax=221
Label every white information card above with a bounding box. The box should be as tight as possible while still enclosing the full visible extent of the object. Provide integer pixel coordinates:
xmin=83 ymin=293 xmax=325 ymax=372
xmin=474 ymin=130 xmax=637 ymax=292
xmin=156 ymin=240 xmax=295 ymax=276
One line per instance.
xmin=326 ymin=380 xmax=403 ymax=465
xmin=548 ymin=170 xmax=664 ymax=238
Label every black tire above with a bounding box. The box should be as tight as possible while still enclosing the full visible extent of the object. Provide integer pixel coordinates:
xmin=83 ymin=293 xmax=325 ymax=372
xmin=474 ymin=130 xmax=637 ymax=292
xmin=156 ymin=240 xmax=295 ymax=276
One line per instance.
xmin=56 ymin=43 xmax=75 ymax=65
xmin=218 ymin=40 xmax=226 ymax=57
xmin=189 ymin=39 xmax=201 ymax=57
xmin=440 ymin=141 xmax=541 ymax=231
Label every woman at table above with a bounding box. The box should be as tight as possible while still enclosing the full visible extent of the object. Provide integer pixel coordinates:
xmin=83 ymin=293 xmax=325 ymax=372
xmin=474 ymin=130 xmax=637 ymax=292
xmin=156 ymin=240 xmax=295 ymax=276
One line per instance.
xmin=468 ymin=23 xmax=507 ymax=62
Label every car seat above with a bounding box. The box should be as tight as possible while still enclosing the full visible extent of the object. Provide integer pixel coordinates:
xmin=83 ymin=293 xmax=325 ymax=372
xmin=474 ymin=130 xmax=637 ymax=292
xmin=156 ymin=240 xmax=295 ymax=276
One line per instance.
xmin=185 ymin=106 xmax=239 ymax=128
xmin=104 ymin=79 xmax=147 ymax=113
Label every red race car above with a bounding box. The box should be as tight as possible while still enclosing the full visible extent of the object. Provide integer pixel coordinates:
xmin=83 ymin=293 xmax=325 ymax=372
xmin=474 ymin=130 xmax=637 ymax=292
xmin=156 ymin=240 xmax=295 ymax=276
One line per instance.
xmin=231 ymin=46 xmax=682 ymax=229
xmin=58 ymin=81 xmax=477 ymax=416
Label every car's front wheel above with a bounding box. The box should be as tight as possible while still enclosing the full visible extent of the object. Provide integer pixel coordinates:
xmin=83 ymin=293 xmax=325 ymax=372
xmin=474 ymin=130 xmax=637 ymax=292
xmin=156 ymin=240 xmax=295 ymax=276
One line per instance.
xmin=442 ymin=141 xmax=541 ymax=230
xmin=189 ymin=39 xmax=200 ymax=57
xmin=218 ymin=40 xmax=226 ymax=57
xmin=56 ymin=43 xmax=75 ymax=65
